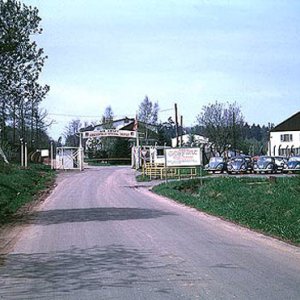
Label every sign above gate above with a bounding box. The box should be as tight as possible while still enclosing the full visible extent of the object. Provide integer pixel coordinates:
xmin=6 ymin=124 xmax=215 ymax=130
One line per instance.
xmin=82 ymin=129 xmax=137 ymax=139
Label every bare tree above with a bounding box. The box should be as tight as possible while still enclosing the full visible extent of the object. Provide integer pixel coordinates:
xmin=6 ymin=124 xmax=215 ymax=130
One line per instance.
xmin=63 ymin=119 xmax=82 ymax=147
xmin=138 ymin=96 xmax=159 ymax=144
xmin=197 ymin=101 xmax=244 ymax=155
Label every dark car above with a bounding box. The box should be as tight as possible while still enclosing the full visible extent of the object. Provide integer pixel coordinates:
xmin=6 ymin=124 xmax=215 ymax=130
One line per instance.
xmin=283 ymin=156 xmax=300 ymax=173
xmin=227 ymin=156 xmax=252 ymax=174
xmin=205 ymin=157 xmax=227 ymax=173
xmin=253 ymin=156 xmax=277 ymax=174
xmin=274 ymin=156 xmax=288 ymax=173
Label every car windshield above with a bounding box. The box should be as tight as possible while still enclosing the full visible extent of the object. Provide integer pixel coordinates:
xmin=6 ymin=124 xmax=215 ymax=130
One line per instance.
xmin=232 ymin=157 xmax=243 ymax=162
xmin=210 ymin=157 xmax=223 ymax=163
xmin=289 ymin=156 xmax=300 ymax=162
xmin=275 ymin=157 xmax=283 ymax=161
xmin=258 ymin=157 xmax=272 ymax=163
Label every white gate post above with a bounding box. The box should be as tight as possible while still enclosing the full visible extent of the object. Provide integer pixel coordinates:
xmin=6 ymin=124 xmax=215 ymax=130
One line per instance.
xmin=79 ymin=132 xmax=84 ymax=171
xmin=50 ymin=141 xmax=54 ymax=169
xmin=24 ymin=142 xmax=28 ymax=168
xmin=136 ymin=131 xmax=140 ymax=169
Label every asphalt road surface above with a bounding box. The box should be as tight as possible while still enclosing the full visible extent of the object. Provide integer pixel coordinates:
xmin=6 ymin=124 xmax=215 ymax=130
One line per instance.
xmin=1 ymin=166 xmax=300 ymax=299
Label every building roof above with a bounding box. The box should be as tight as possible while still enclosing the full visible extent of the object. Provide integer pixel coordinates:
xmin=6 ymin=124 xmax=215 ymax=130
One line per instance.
xmin=271 ymin=111 xmax=300 ymax=132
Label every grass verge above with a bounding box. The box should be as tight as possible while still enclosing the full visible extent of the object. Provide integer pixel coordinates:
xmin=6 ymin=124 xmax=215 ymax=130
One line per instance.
xmin=136 ymin=174 xmax=151 ymax=182
xmin=153 ymin=176 xmax=300 ymax=245
xmin=0 ymin=162 xmax=56 ymax=224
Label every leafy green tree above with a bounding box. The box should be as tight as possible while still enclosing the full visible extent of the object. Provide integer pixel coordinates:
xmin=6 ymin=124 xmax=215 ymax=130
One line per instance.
xmin=0 ymin=0 xmax=49 ymax=155
xmin=100 ymin=106 xmax=117 ymax=157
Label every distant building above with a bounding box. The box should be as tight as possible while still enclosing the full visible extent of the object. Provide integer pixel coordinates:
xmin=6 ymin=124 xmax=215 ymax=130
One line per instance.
xmin=93 ymin=117 xmax=134 ymax=131
xmin=268 ymin=111 xmax=300 ymax=156
xmin=171 ymin=134 xmax=209 ymax=148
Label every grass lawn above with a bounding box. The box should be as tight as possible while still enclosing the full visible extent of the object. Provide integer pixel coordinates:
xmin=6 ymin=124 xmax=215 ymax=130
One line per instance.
xmin=153 ymin=176 xmax=300 ymax=245
xmin=0 ymin=162 xmax=56 ymax=224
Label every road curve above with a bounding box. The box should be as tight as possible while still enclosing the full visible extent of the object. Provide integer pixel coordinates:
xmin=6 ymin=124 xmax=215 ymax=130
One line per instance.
xmin=0 ymin=166 xmax=300 ymax=299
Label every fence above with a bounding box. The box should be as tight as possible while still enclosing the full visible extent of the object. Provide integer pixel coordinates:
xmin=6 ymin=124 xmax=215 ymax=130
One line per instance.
xmin=142 ymin=163 xmax=199 ymax=180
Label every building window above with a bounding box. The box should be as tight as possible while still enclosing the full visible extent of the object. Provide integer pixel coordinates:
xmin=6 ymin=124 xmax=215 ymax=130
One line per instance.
xmin=280 ymin=134 xmax=293 ymax=142
xmin=279 ymin=148 xmax=286 ymax=156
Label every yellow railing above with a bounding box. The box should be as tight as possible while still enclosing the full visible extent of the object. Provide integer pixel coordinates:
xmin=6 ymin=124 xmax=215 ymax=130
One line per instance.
xmin=142 ymin=163 xmax=198 ymax=180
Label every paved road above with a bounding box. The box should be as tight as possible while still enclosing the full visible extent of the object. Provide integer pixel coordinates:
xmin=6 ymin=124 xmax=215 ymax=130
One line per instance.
xmin=0 ymin=166 xmax=300 ymax=299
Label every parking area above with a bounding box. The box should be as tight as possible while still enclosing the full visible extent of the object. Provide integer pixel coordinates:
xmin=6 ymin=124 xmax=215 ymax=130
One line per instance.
xmin=204 ymin=155 xmax=300 ymax=176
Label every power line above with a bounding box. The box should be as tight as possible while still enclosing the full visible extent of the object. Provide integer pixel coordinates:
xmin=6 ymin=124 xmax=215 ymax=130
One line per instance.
xmin=48 ymin=113 xmax=101 ymax=118
xmin=48 ymin=113 xmax=135 ymax=120
xmin=160 ymin=108 xmax=173 ymax=112
xmin=48 ymin=108 xmax=173 ymax=119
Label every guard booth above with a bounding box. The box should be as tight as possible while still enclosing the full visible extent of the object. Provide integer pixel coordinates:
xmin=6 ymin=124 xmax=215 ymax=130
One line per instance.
xmin=131 ymin=145 xmax=171 ymax=169
xmin=55 ymin=147 xmax=84 ymax=170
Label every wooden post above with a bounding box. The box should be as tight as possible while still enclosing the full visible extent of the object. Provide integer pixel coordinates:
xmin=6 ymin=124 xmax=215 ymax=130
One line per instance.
xmin=50 ymin=141 xmax=54 ymax=169
xmin=180 ymin=115 xmax=183 ymax=147
xmin=175 ymin=103 xmax=179 ymax=147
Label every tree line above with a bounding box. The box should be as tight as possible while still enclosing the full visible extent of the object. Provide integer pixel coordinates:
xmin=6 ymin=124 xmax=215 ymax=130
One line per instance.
xmin=0 ymin=0 xmax=50 ymax=162
xmin=63 ymin=97 xmax=273 ymax=160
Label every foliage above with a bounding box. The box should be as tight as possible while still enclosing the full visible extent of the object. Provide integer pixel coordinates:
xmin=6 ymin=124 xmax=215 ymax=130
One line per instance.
xmin=101 ymin=105 xmax=114 ymax=127
xmin=0 ymin=162 xmax=55 ymax=223
xmin=153 ymin=176 xmax=300 ymax=245
xmin=63 ymin=119 xmax=82 ymax=147
xmin=157 ymin=118 xmax=176 ymax=146
xmin=0 ymin=0 xmax=50 ymax=159
xmin=196 ymin=101 xmax=244 ymax=154
xmin=138 ymin=96 xmax=159 ymax=144
xmin=138 ymin=96 xmax=159 ymax=125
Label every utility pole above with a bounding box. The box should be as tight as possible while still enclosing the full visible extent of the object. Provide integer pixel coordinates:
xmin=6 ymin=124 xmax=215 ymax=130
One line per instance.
xmin=50 ymin=141 xmax=54 ymax=169
xmin=180 ymin=115 xmax=183 ymax=147
xmin=233 ymin=111 xmax=236 ymax=156
xmin=175 ymin=103 xmax=179 ymax=147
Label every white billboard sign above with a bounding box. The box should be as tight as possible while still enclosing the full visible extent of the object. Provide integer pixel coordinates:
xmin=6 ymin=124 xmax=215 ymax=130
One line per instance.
xmin=165 ymin=148 xmax=201 ymax=167
xmin=41 ymin=149 xmax=49 ymax=157
xmin=83 ymin=129 xmax=137 ymax=139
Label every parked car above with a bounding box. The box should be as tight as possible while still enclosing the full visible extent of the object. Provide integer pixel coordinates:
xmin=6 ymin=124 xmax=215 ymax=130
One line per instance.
xmin=283 ymin=156 xmax=300 ymax=173
xmin=205 ymin=157 xmax=227 ymax=173
xmin=274 ymin=156 xmax=288 ymax=173
xmin=253 ymin=156 xmax=277 ymax=174
xmin=227 ymin=156 xmax=253 ymax=174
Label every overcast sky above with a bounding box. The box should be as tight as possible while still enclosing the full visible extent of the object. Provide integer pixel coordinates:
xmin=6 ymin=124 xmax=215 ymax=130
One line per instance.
xmin=26 ymin=0 xmax=300 ymax=139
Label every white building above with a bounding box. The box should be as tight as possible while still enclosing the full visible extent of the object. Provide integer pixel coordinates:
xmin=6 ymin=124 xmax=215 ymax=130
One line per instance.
xmin=171 ymin=134 xmax=208 ymax=148
xmin=268 ymin=111 xmax=300 ymax=156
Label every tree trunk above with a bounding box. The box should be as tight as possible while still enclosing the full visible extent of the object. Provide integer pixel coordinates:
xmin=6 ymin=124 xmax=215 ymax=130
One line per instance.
xmin=0 ymin=145 xmax=9 ymax=164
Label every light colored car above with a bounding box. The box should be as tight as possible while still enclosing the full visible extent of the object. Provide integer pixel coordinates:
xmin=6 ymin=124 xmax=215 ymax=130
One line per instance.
xmin=227 ymin=156 xmax=252 ymax=174
xmin=253 ymin=156 xmax=277 ymax=174
xmin=273 ymin=156 xmax=288 ymax=173
xmin=204 ymin=157 xmax=227 ymax=173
